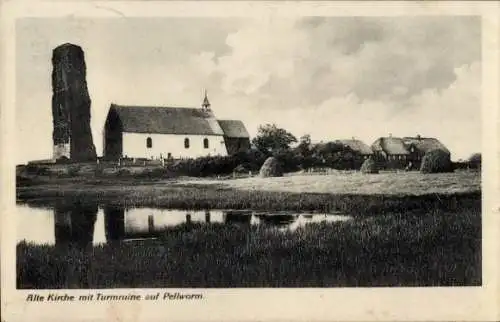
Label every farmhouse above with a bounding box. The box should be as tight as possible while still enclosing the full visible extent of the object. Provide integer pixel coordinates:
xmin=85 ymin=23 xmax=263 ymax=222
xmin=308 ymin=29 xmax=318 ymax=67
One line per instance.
xmin=334 ymin=139 xmax=373 ymax=159
xmin=402 ymin=135 xmax=450 ymax=169
xmin=103 ymin=93 xmax=250 ymax=160
xmin=371 ymin=135 xmax=449 ymax=169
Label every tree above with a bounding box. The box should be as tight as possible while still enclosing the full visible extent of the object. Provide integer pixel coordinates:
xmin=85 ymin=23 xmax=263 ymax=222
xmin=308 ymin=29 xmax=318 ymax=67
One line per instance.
xmin=469 ymin=153 xmax=481 ymax=163
xmin=294 ymin=134 xmax=314 ymax=170
xmin=251 ymin=124 xmax=297 ymax=155
xmin=296 ymin=134 xmax=312 ymax=157
xmin=468 ymin=153 xmax=481 ymax=170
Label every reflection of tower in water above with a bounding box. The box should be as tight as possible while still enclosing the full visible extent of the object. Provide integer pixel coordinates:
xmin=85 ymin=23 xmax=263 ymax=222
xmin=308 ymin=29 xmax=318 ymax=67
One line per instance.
xmin=54 ymin=203 xmax=98 ymax=249
xmin=104 ymin=206 xmax=125 ymax=242
xmin=53 ymin=203 xmax=98 ymax=288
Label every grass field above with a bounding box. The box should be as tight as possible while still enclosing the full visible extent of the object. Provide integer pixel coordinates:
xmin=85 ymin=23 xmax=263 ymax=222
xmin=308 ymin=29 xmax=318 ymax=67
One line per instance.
xmin=17 ymin=171 xmax=480 ymax=213
xmin=185 ymin=171 xmax=481 ymax=195
xmin=17 ymin=207 xmax=481 ymax=288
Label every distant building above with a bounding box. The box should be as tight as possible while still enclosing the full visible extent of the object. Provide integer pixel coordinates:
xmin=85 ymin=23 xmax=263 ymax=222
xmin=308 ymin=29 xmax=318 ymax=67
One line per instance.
xmin=371 ymin=134 xmax=449 ymax=169
xmin=334 ymin=138 xmax=374 ymax=159
xmin=402 ymin=135 xmax=450 ymax=169
xmin=103 ymin=92 xmax=250 ymax=160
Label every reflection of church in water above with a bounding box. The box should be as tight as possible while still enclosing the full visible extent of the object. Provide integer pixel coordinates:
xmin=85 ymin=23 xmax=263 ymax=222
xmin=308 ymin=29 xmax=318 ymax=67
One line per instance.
xmin=53 ymin=205 xmax=213 ymax=247
xmin=53 ymin=205 xmax=297 ymax=247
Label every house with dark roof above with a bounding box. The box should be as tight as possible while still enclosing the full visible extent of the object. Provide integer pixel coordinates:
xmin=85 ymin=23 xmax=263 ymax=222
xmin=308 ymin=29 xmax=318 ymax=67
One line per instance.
xmin=334 ymin=138 xmax=374 ymax=159
xmin=402 ymin=135 xmax=450 ymax=169
xmin=103 ymin=92 xmax=250 ymax=160
xmin=371 ymin=134 xmax=449 ymax=170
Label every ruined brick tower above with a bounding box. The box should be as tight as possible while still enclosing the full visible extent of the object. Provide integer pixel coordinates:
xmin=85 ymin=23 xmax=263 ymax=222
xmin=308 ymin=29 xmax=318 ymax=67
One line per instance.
xmin=52 ymin=43 xmax=97 ymax=161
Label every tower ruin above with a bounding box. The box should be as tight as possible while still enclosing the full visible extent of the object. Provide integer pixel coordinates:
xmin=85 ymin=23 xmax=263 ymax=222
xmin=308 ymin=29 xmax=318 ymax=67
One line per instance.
xmin=51 ymin=43 xmax=97 ymax=161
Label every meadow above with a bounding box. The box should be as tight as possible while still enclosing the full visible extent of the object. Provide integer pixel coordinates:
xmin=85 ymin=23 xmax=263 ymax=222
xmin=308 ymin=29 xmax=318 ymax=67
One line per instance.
xmin=185 ymin=170 xmax=480 ymax=195
xmin=17 ymin=168 xmax=480 ymax=214
xmin=17 ymin=206 xmax=481 ymax=288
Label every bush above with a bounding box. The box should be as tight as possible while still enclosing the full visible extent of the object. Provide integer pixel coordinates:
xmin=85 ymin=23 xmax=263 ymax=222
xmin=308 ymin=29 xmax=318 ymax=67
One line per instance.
xmin=232 ymin=150 xmax=267 ymax=172
xmin=233 ymin=164 xmax=251 ymax=174
xmin=116 ymin=169 xmax=132 ymax=177
xmin=94 ymin=166 xmax=104 ymax=177
xmin=420 ymin=149 xmax=453 ymax=173
xmin=468 ymin=153 xmax=481 ymax=170
xmin=167 ymin=156 xmax=239 ymax=177
xmin=55 ymin=156 xmax=71 ymax=164
xmin=360 ymin=157 xmax=379 ymax=174
xmin=67 ymin=165 xmax=81 ymax=177
xmin=273 ymin=150 xmax=302 ymax=173
xmin=25 ymin=164 xmax=51 ymax=176
xmin=259 ymin=157 xmax=283 ymax=177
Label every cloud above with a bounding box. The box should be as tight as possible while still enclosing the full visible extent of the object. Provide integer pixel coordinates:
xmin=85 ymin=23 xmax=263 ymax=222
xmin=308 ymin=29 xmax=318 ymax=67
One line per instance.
xmin=210 ymin=16 xmax=480 ymax=108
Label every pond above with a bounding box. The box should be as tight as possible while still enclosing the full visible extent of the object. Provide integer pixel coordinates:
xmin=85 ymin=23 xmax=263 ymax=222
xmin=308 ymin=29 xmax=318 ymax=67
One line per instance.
xmin=16 ymin=204 xmax=352 ymax=246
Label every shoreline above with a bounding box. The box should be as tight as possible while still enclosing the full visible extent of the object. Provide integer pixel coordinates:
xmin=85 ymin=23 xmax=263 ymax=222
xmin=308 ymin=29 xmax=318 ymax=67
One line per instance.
xmin=17 ymin=183 xmax=481 ymax=216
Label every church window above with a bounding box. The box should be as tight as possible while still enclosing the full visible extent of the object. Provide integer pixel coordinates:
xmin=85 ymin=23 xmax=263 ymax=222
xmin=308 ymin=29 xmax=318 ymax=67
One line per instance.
xmin=184 ymin=138 xmax=190 ymax=149
xmin=146 ymin=137 xmax=152 ymax=148
xmin=203 ymin=138 xmax=209 ymax=149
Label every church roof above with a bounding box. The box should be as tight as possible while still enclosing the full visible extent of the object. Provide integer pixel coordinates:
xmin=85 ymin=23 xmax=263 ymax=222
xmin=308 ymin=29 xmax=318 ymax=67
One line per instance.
xmin=217 ymin=120 xmax=250 ymax=138
xmin=108 ymin=104 xmax=225 ymax=136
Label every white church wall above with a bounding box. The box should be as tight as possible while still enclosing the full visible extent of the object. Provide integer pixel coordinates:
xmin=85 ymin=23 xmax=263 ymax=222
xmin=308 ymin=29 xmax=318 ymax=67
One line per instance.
xmin=122 ymin=132 xmax=228 ymax=159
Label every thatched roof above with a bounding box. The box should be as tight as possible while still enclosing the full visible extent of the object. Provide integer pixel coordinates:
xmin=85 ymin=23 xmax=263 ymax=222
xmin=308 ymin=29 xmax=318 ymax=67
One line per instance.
xmin=403 ymin=137 xmax=450 ymax=154
xmin=217 ymin=120 xmax=250 ymax=138
xmin=372 ymin=137 xmax=410 ymax=155
xmin=335 ymin=139 xmax=373 ymax=155
xmin=372 ymin=136 xmax=450 ymax=156
xmin=108 ymin=104 xmax=225 ymax=136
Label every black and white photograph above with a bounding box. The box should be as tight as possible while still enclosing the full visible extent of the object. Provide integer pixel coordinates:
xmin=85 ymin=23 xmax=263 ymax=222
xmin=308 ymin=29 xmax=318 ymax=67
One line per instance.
xmin=2 ymin=1 xmax=499 ymax=321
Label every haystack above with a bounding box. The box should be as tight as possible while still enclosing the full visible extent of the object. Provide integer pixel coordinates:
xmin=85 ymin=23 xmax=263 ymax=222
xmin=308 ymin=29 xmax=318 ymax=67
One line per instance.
xmin=360 ymin=157 xmax=379 ymax=174
xmin=259 ymin=157 xmax=283 ymax=177
xmin=420 ymin=149 xmax=453 ymax=173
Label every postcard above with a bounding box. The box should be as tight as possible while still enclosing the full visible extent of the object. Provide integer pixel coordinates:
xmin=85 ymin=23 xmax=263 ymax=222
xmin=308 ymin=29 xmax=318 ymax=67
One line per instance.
xmin=1 ymin=1 xmax=499 ymax=321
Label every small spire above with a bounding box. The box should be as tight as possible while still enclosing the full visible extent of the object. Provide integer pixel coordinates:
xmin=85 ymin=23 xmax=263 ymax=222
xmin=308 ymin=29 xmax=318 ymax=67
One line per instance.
xmin=202 ymin=89 xmax=211 ymax=110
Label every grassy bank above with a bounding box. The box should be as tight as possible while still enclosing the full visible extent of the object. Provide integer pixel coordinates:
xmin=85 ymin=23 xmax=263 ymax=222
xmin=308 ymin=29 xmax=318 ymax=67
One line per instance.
xmin=17 ymin=170 xmax=481 ymax=214
xmin=17 ymin=207 xmax=481 ymax=288
xmin=17 ymin=180 xmax=480 ymax=215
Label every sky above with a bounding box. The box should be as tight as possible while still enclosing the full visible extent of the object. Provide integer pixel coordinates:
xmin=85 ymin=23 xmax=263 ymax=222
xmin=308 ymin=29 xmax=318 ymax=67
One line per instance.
xmin=16 ymin=16 xmax=481 ymax=164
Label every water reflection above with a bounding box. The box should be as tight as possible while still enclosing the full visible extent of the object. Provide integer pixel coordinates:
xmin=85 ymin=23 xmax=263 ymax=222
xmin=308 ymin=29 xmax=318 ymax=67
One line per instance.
xmin=17 ymin=204 xmax=352 ymax=246
xmin=54 ymin=204 xmax=98 ymax=249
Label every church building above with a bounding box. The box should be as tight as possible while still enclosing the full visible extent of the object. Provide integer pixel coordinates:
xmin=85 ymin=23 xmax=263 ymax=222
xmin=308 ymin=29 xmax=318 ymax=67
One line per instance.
xmin=103 ymin=92 xmax=250 ymax=160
